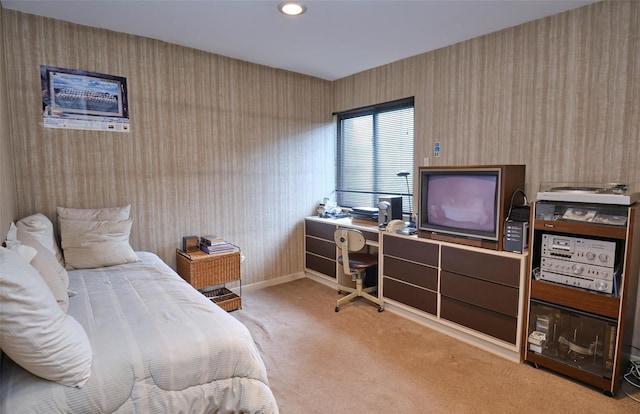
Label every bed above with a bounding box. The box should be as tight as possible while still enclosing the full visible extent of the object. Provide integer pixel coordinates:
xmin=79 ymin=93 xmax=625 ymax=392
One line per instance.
xmin=0 ymin=210 xmax=278 ymax=413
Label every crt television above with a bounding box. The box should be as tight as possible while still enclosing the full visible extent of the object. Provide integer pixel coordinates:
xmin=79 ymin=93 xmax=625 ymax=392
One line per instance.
xmin=418 ymin=165 xmax=526 ymax=251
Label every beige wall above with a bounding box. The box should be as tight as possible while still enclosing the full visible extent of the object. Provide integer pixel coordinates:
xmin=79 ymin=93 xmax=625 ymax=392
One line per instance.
xmin=0 ymin=4 xmax=17 ymax=238
xmin=335 ymin=1 xmax=640 ymax=199
xmin=334 ymin=1 xmax=640 ymax=351
xmin=2 ymin=9 xmax=335 ymax=284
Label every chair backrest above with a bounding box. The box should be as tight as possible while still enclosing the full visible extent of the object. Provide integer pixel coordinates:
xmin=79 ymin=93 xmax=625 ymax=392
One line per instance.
xmin=334 ymin=228 xmax=367 ymax=275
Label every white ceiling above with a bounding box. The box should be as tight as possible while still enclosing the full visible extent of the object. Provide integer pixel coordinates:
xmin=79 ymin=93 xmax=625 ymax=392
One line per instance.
xmin=2 ymin=0 xmax=600 ymax=80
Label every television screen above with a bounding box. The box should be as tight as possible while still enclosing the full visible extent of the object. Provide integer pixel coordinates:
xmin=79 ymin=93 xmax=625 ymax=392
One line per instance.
xmin=420 ymin=170 xmax=500 ymax=239
xmin=418 ymin=165 xmax=525 ymax=250
xmin=426 ymin=174 xmax=497 ymax=231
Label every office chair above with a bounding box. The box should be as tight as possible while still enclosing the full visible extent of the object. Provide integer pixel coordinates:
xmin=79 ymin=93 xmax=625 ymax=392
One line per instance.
xmin=334 ymin=228 xmax=384 ymax=312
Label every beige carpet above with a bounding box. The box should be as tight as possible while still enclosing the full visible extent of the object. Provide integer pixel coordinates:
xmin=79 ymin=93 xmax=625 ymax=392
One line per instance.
xmin=233 ymin=278 xmax=639 ymax=413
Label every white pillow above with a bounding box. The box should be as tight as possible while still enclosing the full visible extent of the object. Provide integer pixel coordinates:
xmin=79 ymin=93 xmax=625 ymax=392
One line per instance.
xmin=56 ymin=205 xmax=131 ymax=221
xmin=17 ymin=227 xmax=70 ymax=313
xmin=6 ymin=242 xmax=38 ymax=263
xmin=5 ymin=221 xmax=17 ymax=242
xmin=0 ymin=247 xmax=92 ymax=387
xmin=16 ymin=213 xmax=65 ymax=267
xmin=59 ymin=218 xmax=140 ymax=269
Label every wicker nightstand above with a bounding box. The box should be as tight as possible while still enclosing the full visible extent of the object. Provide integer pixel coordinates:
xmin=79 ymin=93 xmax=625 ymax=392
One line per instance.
xmin=176 ymin=248 xmax=242 ymax=311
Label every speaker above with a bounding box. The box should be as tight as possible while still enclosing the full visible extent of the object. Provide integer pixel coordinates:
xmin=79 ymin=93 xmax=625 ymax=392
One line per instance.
xmin=378 ymin=196 xmax=402 ymax=227
xmin=509 ymin=205 xmax=531 ymax=222
xmin=504 ymin=221 xmax=529 ymax=253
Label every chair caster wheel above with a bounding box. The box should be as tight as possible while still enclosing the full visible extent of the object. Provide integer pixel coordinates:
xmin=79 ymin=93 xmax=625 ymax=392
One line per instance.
xmin=337 ymin=290 xmax=341 ymax=294
xmin=335 ymin=306 xmax=340 ymax=312
xmin=378 ymin=307 xmax=384 ymax=312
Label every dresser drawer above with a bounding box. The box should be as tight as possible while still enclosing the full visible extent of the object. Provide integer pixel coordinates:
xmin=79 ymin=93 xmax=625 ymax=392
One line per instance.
xmin=305 ymin=253 xmax=336 ymax=278
xmin=305 ymin=219 xmax=336 ymax=240
xmin=441 ymin=271 xmax=518 ymax=317
xmin=441 ymin=246 xmax=519 ymax=287
xmin=441 ymin=296 xmax=517 ymax=344
xmin=383 ymin=277 xmax=437 ymax=315
xmin=383 ymin=235 xmax=438 ymax=266
xmin=305 ymin=236 xmax=335 ymax=259
xmin=360 ymin=229 xmax=379 ymax=244
xmin=383 ymin=256 xmax=437 ymax=291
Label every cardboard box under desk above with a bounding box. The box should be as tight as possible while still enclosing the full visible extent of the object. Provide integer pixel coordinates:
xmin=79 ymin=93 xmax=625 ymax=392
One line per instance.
xmin=176 ymin=249 xmax=241 ymax=290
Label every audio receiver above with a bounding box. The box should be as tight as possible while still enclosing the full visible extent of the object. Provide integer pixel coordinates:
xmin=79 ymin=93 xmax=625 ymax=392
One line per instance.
xmin=538 ymin=234 xmax=617 ymax=294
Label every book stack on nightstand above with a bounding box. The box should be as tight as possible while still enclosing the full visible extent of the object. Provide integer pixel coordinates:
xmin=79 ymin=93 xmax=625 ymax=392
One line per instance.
xmin=199 ymin=235 xmax=235 ymax=254
xmin=176 ymin=241 xmax=242 ymax=312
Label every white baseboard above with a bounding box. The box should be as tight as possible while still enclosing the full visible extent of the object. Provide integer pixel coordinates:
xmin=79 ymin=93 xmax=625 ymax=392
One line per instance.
xmin=304 ymin=271 xmax=338 ymax=289
xmin=232 ymin=272 xmax=307 ymax=294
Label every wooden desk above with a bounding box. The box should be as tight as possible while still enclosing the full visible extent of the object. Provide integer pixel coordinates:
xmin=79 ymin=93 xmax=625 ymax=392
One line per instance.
xmin=304 ymin=216 xmax=380 ymax=287
xmin=304 ymin=215 xmax=530 ymax=362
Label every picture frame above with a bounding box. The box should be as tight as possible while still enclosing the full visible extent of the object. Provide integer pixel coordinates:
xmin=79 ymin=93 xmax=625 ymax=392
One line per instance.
xmin=40 ymin=65 xmax=130 ymax=132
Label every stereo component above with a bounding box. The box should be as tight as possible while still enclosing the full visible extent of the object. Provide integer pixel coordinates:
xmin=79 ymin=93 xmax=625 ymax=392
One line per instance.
xmin=536 ymin=182 xmax=640 ymax=205
xmin=505 ymin=221 xmax=528 ymax=253
xmin=538 ymin=234 xmax=617 ymax=294
xmin=541 ymin=234 xmax=616 ymax=267
xmin=378 ymin=196 xmax=402 ymax=228
xmin=538 ymin=263 xmax=615 ymax=293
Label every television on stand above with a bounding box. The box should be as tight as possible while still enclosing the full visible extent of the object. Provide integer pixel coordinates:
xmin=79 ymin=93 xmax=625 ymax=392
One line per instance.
xmin=417 ymin=165 xmax=526 ymax=251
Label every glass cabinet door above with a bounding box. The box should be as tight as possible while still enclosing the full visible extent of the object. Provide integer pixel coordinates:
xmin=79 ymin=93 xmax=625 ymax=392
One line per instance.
xmin=527 ymin=300 xmax=617 ymax=379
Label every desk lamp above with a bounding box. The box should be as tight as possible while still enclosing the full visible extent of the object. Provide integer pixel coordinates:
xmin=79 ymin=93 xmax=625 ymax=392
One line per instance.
xmin=397 ymin=171 xmax=416 ymax=229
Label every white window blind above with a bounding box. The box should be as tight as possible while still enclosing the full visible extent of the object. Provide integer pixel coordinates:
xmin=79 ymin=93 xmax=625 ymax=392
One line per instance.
xmin=336 ymin=97 xmax=415 ymax=213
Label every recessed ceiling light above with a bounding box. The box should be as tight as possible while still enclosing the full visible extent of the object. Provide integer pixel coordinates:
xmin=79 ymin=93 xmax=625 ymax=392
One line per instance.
xmin=278 ymin=2 xmax=307 ymax=16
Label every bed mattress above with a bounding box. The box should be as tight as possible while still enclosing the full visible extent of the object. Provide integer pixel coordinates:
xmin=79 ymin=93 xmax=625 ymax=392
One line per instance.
xmin=0 ymin=252 xmax=278 ymax=413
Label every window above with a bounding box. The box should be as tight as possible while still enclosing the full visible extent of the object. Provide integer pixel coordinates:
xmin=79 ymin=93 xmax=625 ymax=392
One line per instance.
xmin=335 ymin=97 xmax=415 ymax=215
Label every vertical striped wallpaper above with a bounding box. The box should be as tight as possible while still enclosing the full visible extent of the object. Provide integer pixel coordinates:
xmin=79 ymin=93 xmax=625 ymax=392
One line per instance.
xmin=0 ymin=5 xmax=17 ymax=239
xmin=2 ymin=9 xmax=335 ymax=285
xmin=334 ymin=1 xmax=639 ymax=200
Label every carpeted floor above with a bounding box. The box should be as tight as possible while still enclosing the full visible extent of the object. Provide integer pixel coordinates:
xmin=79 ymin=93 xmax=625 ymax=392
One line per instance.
xmin=233 ymin=278 xmax=639 ymax=413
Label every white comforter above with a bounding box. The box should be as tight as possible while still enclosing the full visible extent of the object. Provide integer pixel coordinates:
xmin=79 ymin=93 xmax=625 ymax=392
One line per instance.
xmin=0 ymin=252 xmax=278 ymax=413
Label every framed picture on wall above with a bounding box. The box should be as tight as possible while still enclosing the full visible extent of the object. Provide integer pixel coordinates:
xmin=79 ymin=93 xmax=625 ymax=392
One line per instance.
xmin=40 ymin=65 xmax=130 ymax=132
